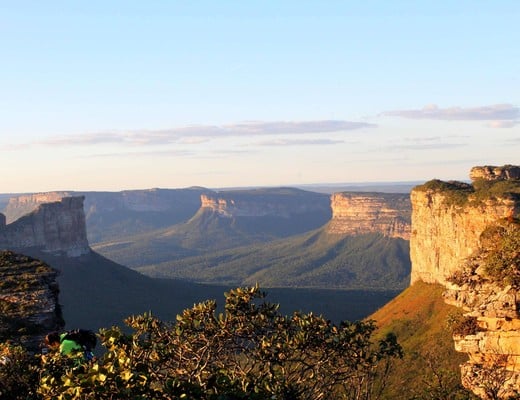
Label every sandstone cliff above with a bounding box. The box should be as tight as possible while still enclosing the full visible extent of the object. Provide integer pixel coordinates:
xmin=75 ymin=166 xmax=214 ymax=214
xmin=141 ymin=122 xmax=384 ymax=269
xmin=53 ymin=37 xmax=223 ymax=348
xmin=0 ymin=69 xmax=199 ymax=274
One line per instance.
xmin=410 ymin=164 xmax=520 ymax=398
xmin=3 ymin=188 xmax=208 ymax=244
xmin=200 ymin=187 xmax=330 ymax=218
xmin=0 ymin=196 xmax=90 ymax=257
xmin=4 ymin=188 xmax=206 ymax=222
xmin=410 ymin=184 xmax=517 ymax=285
xmin=326 ymin=192 xmax=411 ymax=239
xmin=0 ymin=250 xmax=64 ymax=352
xmin=3 ymin=191 xmax=70 ymax=224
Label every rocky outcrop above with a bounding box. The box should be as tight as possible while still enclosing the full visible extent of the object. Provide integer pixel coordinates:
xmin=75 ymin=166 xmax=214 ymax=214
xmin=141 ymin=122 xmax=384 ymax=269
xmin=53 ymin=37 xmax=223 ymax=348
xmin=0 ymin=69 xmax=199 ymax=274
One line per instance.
xmin=410 ymin=164 xmax=520 ymax=398
xmin=326 ymin=192 xmax=411 ymax=239
xmin=0 ymin=196 xmax=89 ymax=257
xmin=3 ymin=188 xmax=208 ymax=244
xmin=443 ymin=221 xmax=520 ymax=399
xmin=4 ymin=188 xmax=206 ymax=224
xmin=0 ymin=251 xmax=64 ymax=352
xmin=470 ymin=165 xmax=520 ymax=182
xmin=3 ymin=192 xmax=69 ymax=224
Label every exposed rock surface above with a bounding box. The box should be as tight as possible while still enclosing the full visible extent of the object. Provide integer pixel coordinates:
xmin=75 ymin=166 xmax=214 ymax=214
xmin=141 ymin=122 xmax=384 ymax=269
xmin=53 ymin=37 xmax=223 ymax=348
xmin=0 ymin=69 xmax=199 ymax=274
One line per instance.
xmin=326 ymin=192 xmax=411 ymax=239
xmin=3 ymin=188 xmax=209 ymax=244
xmin=200 ymin=188 xmax=331 ymax=218
xmin=0 ymin=250 xmax=64 ymax=352
xmin=444 ymin=244 xmax=520 ymax=399
xmin=0 ymin=196 xmax=89 ymax=257
xmin=3 ymin=192 xmax=68 ymax=224
xmin=4 ymin=188 xmax=207 ymax=223
xmin=470 ymin=165 xmax=520 ymax=182
xmin=410 ymin=190 xmax=517 ymax=285
xmin=410 ymin=164 xmax=520 ymax=398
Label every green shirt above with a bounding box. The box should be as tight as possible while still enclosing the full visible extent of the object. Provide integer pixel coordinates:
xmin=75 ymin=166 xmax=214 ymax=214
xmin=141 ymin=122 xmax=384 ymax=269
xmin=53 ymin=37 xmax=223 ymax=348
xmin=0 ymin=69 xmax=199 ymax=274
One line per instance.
xmin=59 ymin=333 xmax=83 ymax=356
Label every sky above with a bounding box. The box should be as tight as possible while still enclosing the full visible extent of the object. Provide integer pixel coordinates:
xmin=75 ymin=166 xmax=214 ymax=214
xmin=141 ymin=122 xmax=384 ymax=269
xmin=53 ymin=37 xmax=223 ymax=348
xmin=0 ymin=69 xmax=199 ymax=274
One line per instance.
xmin=1 ymin=1 xmax=519 ymax=192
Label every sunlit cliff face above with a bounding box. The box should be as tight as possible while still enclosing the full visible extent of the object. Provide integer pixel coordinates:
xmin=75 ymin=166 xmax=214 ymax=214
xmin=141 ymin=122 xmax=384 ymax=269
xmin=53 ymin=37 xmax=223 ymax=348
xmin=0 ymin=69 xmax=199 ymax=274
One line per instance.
xmin=410 ymin=164 xmax=520 ymax=398
xmin=0 ymin=196 xmax=90 ymax=257
xmin=327 ymin=192 xmax=411 ymax=239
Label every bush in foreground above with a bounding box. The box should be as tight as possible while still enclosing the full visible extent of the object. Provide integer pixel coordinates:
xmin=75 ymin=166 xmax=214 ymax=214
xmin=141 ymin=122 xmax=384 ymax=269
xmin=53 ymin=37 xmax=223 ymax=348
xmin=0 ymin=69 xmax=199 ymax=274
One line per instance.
xmin=2 ymin=286 xmax=402 ymax=399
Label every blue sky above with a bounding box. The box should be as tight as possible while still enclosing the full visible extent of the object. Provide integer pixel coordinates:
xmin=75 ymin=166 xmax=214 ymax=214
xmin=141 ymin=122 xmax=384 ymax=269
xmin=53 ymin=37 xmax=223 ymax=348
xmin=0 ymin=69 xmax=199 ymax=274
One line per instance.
xmin=1 ymin=1 xmax=518 ymax=192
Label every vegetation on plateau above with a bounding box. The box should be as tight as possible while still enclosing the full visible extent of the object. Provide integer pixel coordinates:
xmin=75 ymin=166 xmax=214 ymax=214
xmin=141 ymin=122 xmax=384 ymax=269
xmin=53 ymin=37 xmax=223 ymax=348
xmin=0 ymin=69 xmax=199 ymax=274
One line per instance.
xmin=0 ymin=286 xmax=402 ymax=400
xmin=415 ymin=177 xmax=520 ymax=209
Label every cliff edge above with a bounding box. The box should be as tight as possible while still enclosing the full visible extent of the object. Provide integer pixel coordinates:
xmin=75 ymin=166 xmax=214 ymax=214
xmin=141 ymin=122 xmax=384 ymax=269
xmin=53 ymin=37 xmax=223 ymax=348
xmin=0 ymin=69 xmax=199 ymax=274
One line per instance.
xmin=326 ymin=192 xmax=411 ymax=239
xmin=410 ymin=164 xmax=520 ymax=398
xmin=0 ymin=196 xmax=90 ymax=257
xmin=0 ymin=251 xmax=64 ymax=352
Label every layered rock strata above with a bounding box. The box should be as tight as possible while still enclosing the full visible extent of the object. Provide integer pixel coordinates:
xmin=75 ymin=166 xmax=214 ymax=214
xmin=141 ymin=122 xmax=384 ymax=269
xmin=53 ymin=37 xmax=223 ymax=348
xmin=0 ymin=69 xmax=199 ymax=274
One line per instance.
xmin=200 ymin=188 xmax=330 ymax=218
xmin=326 ymin=192 xmax=411 ymax=239
xmin=4 ymin=188 xmax=207 ymax=224
xmin=0 ymin=196 xmax=89 ymax=257
xmin=410 ymin=164 xmax=520 ymax=398
xmin=470 ymin=165 xmax=520 ymax=181
xmin=0 ymin=250 xmax=64 ymax=352
xmin=410 ymin=189 xmax=517 ymax=285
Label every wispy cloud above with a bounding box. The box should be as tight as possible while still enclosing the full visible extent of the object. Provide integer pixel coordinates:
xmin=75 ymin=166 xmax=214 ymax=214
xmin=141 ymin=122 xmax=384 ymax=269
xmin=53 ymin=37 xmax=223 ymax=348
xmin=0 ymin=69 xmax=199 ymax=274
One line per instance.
xmin=254 ymin=138 xmax=344 ymax=146
xmin=386 ymin=142 xmax=467 ymax=151
xmin=30 ymin=120 xmax=376 ymax=148
xmin=81 ymin=149 xmax=196 ymax=158
xmin=381 ymin=104 xmax=519 ymax=121
xmin=384 ymin=136 xmax=467 ymax=151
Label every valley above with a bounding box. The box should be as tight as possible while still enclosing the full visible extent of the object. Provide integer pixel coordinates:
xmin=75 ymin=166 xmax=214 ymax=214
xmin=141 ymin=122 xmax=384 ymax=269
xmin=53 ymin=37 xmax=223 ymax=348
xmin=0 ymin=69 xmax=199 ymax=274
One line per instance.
xmin=0 ymin=184 xmax=411 ymax=332
xmin=1 ymin=164 xmax=519 ymax=398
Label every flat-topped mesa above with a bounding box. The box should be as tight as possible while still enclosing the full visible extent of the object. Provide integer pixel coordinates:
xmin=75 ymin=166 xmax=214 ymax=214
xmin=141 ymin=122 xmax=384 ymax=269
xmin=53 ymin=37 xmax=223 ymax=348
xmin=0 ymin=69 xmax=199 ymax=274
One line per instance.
xmin=4 ymin=191 xmax=70 ymax=224
xmin=199 ymin=188 xmax=331 ymax=218
xmin=326 ymin=192 xmax=411 ymax=239
xmin=0 ymin=196 xmax=90 ymax=257
xmin=410 ymin=168 xmax=520 ymax=286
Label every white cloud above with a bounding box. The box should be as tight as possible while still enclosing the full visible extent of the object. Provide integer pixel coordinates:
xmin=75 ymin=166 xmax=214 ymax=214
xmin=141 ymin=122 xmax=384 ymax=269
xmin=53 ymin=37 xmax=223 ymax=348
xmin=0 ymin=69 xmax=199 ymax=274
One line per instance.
xmin=81 ymin=149 xmax=196 ymax=158
xmin=254 ymin=138 xmax=344 ymax=146
xmin=386 ymin=142 xmax=467 ymax=151
xmin=25 ymin=120 xmax=376 ymax=149
xmin=382 ymin=104 xmax=519 ymax=121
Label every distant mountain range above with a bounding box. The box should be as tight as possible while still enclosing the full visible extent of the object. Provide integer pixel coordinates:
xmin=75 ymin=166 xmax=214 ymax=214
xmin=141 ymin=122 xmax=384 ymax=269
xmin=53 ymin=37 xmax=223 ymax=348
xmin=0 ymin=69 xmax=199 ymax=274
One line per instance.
xmin=1 ymin=185 xmax=412 ymax=291
xmin=0 ymin=185 xmax=410 ymax=330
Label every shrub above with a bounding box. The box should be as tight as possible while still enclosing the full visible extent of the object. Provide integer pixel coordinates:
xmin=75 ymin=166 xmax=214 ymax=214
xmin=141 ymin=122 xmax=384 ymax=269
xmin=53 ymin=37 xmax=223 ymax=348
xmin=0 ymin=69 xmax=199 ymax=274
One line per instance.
xmin=481 ymin=221 xmax=520 ymax=287
xmin=0 ymin=343 xmax=41 ymax=400
xmin=9 ymin=286 xmax=403 ymax=400
xmin=447 ymin=314 xmax=480 ymax=337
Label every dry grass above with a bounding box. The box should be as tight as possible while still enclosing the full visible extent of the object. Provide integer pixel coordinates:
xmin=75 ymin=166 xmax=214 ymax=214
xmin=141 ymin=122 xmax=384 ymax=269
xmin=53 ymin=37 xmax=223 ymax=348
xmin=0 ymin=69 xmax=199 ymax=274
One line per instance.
xmin=369 ymin=281 xmax=472 ymax=399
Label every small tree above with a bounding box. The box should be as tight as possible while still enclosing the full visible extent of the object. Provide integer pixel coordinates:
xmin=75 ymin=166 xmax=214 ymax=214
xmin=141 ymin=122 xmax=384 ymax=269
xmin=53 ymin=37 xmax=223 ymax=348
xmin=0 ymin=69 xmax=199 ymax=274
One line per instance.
xmin=37 ymin=286 xmax=402 ymax=399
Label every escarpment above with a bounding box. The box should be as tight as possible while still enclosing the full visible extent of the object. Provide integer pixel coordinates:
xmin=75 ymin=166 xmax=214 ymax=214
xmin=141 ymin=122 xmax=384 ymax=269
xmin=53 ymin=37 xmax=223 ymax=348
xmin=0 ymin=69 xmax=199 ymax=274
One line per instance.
xmin=410 ymin=164 xmax=520 ymax=398
xmin=0 ymin=250 xmax=64 ymax=352
xmin=410 ymin=184 xmax=517 ymax=285
xmin=326 ymin=192 xmax=411 ymax=239
xmin=0 ymin=196 xmax=90 ymax=257
xmin=4 ymin=192 xmax=70 ymax=224
xmin=200 ymin=187 xmax=331 ymax=218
